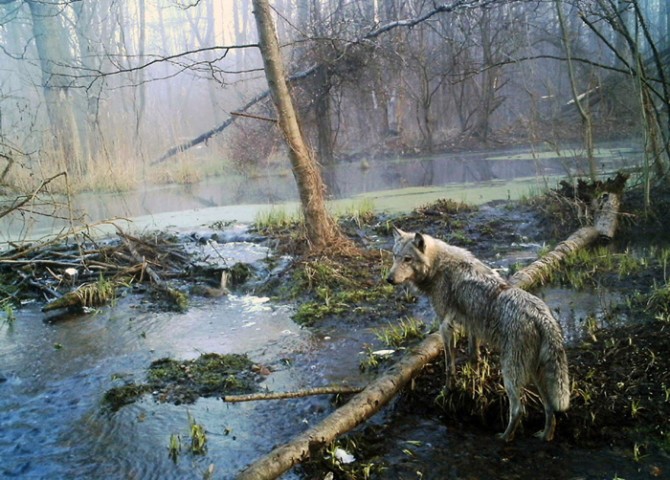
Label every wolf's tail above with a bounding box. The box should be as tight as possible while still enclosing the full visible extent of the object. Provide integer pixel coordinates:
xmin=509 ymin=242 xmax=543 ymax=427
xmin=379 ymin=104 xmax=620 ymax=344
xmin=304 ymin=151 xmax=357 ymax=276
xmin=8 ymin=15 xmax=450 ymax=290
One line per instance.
xmin=540 ymin=330 xmax=571 ymax=412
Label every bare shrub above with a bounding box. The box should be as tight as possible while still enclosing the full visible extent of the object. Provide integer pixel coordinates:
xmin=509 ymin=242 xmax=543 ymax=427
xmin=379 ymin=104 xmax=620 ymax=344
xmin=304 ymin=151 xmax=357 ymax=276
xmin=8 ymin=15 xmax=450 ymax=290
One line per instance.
xmin=225 ymin=115 xmax=284 ymax=175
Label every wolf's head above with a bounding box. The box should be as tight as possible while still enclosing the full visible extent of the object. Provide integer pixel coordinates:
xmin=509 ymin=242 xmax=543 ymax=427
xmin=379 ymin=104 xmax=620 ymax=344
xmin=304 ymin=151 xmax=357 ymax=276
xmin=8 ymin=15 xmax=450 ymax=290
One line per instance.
xmin=386 ymin=226 xmax=432 ymax=286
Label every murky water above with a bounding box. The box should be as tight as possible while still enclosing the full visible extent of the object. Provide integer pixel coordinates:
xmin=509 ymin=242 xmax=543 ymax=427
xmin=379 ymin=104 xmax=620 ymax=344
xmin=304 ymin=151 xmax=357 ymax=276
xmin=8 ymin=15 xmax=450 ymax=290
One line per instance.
xmin=0 ymin=296 xmax=313 ymax=479
xmin=0 ymin=142 xmax=640 ymax=244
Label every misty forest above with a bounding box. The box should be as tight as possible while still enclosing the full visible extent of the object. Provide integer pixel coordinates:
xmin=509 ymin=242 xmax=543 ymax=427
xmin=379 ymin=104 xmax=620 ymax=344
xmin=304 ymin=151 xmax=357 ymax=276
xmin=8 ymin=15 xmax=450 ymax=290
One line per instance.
xmin=0 ymin=0 xmax=668 ymax=235
xmin=2 ymin=1 xmax=670 ymax=479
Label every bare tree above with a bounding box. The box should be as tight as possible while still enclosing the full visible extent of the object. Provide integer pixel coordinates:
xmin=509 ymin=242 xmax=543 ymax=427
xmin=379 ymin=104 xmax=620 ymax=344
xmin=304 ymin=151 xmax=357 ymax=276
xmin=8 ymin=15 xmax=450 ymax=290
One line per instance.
xmin=556 ymin=0 xmax=596 ymax=181
xmin=578 ymin=0 xmax=670 ymax=203
xmin=251 ymin=0 xmax=348 ymax=250
xmin=27 ymin=0 xmax=88 ymax=175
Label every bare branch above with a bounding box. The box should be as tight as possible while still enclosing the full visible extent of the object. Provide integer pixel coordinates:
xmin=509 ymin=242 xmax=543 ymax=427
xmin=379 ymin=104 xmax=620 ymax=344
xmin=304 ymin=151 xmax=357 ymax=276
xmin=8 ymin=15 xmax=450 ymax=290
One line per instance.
xmin=223 ymin=385 xmax=363 ymax=403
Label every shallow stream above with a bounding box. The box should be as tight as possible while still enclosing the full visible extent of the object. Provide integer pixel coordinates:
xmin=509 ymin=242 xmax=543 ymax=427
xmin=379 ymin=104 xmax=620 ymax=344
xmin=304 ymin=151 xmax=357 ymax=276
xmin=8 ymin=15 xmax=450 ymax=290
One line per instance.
xmin=0 ymin=240 xmax=655 ymax=480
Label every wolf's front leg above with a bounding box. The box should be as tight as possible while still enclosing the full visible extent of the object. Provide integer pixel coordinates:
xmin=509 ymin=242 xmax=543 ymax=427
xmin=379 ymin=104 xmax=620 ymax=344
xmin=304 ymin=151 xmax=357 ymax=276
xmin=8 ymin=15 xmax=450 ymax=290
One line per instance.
xmin=467 ymin=334 xmax=480 ymax=363
xmin=439 ymin=317 xmax=457 ymax=389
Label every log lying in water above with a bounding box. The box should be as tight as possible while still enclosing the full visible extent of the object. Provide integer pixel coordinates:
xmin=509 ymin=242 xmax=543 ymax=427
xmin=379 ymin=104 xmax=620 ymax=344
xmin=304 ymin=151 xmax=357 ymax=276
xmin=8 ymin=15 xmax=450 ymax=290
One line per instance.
xmin=237 ymin=334 xmax=444 ymax=480
xmin=236 ymin=180 xmax=625 ymax=480
xmin=509 ymin=186 xmax=622 ymax=289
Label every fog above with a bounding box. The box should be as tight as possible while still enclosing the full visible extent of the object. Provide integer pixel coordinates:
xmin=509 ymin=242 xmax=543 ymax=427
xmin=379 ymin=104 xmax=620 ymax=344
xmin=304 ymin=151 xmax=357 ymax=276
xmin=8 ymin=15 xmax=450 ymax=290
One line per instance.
xmin=0 ymin=0 xmax=668 ymax=230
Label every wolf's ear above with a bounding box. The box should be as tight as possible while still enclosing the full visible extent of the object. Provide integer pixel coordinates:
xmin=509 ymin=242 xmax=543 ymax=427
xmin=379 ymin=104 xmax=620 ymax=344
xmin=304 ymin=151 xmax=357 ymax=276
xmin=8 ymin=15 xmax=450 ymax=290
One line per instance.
xmin=413 ymin=233 xmax=426 ymax=253
xmin=392 ymin=225 xmax=405 ymax=241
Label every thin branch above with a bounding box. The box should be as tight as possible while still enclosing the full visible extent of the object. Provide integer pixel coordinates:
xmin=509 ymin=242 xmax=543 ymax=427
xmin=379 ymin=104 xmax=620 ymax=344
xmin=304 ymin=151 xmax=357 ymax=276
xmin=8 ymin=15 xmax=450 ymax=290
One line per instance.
xmin=230 ymin=111 xmax=277 ymax=123
xmin=0 ymin=172 xmax=67 ymax=221
xmin=223 ymin=385 xmax=363 ymax=403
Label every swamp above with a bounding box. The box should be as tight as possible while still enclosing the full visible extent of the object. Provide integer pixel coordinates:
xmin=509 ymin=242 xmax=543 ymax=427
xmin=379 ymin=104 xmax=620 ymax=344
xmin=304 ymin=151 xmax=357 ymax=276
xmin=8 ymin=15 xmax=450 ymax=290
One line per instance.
xmin=2 ymin=170 xmax=670 ymax=479
xmin=2 ymin=0 xmax=670 ymax=478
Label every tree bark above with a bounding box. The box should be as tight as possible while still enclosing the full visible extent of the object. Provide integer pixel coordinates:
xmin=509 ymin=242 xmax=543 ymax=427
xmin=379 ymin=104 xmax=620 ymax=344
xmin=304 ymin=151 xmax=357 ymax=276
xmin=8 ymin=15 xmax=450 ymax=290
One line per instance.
xmin=251 ymin=0 xmax=345 ymax=250
xmin=237 ymin=186 xmax=624 ymax=480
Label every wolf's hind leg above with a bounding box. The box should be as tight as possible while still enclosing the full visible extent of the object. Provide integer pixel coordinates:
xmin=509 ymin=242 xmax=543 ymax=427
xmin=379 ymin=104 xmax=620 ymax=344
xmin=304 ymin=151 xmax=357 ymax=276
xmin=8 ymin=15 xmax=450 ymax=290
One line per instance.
xmin=497 ymin=375 xmax=524 ymax=442
xmin=439 ymin=318 xmax=457 ymax=389
xmin=534 ymin=380 xmax=557 ymax=441
xmin=467 ymin=334 xmax=480 ymax=364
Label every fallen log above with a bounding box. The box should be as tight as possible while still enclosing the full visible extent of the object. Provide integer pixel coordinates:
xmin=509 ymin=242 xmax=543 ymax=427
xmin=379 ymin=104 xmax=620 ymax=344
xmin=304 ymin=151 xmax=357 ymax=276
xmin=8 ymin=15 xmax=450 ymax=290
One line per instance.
xmin=42 ymin=277 xmax=120 ymax=312
xmin=509 ymin=184 xmax=622 ymax=290
xmin=237 ymin=182 xmax=625 ymax=480
xmin=237 ymin=334 xmax=444 ymax=480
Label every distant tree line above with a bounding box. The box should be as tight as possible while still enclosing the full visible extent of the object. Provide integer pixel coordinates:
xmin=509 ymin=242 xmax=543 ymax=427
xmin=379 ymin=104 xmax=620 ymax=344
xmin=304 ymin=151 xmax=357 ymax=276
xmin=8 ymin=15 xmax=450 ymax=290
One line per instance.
xmin=0 ymin=0 xmax=667 ymax=195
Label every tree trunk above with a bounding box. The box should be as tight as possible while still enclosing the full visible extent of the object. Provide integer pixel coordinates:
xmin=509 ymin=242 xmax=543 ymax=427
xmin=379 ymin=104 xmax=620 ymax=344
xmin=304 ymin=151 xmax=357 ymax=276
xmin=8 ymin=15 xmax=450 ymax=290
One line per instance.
xmin=556 ymin=0 xmax=596 ymax=181
xmin=314 ymin=64 xmax=334 ymax=165
xmin=251 ymin=0 xmax=345 ymax=250
xmin=135 ymin=0 xmax=146 ymax=153
xmin=237 ymin=186 xmax=625 ymax=480
xmin=28 ymin=0 xmax=88 ymax=175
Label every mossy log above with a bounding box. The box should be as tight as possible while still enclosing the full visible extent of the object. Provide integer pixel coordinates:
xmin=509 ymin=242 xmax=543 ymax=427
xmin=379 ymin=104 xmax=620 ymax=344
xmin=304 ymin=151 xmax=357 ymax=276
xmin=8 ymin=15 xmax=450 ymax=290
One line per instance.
xmin=42 ymin=280 xmax=118 ymax=312
xmin=237 ymin=182 xmax=625 ymax=480
xmin=509 ymin=188 xmax=621 ymax=290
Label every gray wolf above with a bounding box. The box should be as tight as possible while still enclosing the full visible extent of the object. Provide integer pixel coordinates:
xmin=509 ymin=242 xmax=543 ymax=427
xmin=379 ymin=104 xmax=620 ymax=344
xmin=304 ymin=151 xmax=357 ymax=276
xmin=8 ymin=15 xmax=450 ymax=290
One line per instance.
xmin=386 ymin=227 xmax=570 ymax=441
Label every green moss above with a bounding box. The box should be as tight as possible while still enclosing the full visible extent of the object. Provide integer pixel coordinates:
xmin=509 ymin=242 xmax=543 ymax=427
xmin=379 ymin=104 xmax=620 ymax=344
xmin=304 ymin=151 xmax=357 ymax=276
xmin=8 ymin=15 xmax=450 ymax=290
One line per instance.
xmin=103 ymin=353 xmax=258 ymax=411
xmin=294 ymin=279 xmax=395 ymax=326
xmin=147 ymin=353 xmax=256 ymax=395
xmin=168 ymin=288 xmax=189 ymax=312
xmin=103 ymin=383 xmax=152 ymax=411
xmin=228 ymin=262 xmax=253 ymax=286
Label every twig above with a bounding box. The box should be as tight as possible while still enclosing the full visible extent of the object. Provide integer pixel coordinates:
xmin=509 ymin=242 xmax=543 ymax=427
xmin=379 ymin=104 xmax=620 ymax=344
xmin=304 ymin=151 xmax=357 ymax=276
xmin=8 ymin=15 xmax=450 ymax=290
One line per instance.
xmin=116 ymin=229 xmax=164 ymax=286
xmin=230 ymin=111 xmax=277 ymax=123
xmin=223 ymin=385 xmax=363 ymax=403
xmin=0 ymin=172 xmax=67 ymax=221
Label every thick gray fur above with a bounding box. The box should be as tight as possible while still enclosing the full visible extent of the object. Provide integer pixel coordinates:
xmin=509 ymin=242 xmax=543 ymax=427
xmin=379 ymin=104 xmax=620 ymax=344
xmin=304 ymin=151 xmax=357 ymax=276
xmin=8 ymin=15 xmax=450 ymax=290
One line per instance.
xmin=386 ymin=227 xmax=570 ymax=441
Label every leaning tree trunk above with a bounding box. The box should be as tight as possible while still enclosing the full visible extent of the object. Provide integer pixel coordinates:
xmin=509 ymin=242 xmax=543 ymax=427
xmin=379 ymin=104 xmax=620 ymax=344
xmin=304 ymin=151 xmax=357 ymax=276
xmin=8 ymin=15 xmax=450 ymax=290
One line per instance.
xmin=236 ymin=182 xmax=625 ymax=480
xmin=251 ymin=0 xmax=345 ymax=250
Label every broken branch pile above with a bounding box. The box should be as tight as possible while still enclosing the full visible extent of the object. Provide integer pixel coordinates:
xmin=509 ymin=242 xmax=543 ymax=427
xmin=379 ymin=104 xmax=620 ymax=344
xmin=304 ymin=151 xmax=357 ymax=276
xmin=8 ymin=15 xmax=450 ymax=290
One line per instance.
xmin=0 ymin=228 xmax=193 ymax=313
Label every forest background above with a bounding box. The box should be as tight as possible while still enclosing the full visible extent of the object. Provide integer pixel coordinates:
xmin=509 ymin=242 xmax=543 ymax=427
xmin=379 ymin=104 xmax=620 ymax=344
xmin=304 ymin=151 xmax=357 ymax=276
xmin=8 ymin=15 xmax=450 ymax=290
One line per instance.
xmin=0 ymin=0 xmax=668 ymax=208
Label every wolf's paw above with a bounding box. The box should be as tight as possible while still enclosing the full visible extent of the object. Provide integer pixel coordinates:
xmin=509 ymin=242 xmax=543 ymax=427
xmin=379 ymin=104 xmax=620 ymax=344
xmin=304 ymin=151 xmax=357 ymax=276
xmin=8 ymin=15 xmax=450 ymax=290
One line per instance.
xmin=534 ymin=429 xmax=554 ymax=442
xmin=495 ymin=432 xmax=514 ymax=443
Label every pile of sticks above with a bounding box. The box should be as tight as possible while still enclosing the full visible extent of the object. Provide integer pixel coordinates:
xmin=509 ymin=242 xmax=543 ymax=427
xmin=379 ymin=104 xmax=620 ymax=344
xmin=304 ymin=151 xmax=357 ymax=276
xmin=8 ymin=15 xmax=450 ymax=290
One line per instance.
xmin=0 ymin=227 xmax=192 ymax=313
